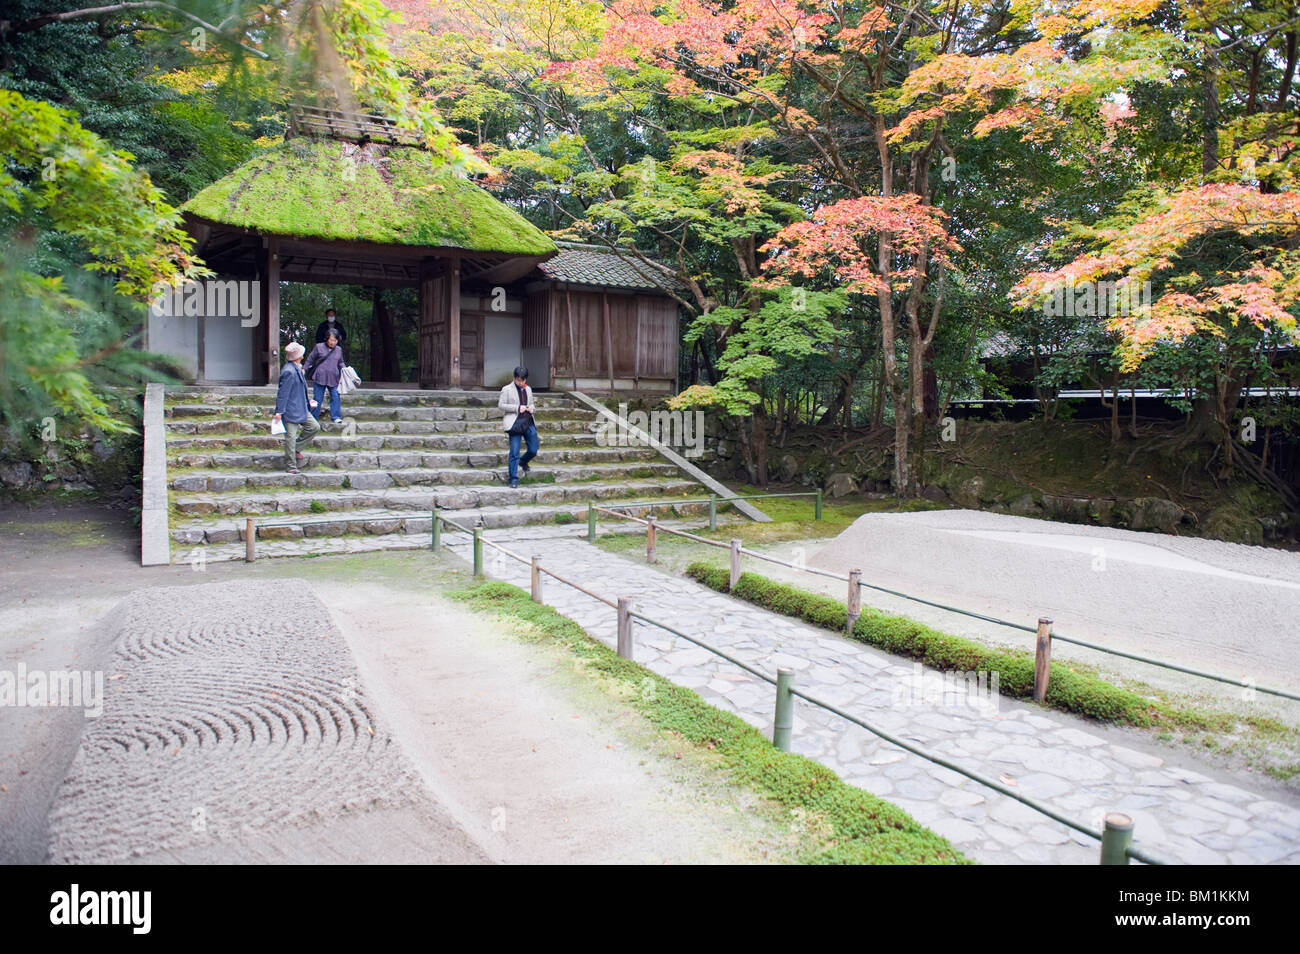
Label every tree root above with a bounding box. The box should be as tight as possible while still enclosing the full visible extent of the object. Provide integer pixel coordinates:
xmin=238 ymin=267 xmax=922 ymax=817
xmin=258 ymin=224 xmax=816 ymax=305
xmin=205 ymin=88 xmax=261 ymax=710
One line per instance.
xmin=1230 ymin=440 xmax=1299 ymax=511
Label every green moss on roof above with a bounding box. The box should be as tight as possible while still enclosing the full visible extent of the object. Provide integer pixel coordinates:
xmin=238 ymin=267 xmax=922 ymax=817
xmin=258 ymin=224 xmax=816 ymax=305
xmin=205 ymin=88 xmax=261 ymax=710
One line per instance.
xmin=183 ymin=140 xmax=556 ymax=256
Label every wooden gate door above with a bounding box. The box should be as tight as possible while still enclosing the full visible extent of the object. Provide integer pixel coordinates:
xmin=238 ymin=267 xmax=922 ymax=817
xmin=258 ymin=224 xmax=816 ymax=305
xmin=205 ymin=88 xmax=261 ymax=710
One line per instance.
xmin=459 ymin=314 xmax=483 ymax=388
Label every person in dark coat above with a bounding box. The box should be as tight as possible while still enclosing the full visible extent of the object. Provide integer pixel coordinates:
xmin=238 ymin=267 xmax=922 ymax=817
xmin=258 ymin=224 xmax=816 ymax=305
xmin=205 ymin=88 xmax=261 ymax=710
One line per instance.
xmin=273 ymin=342 xmax=320 ymax=474
xmin=314 ymin=308 xmax=347 ymax=346
xmin=304 ymin=330 xmax=346 ymax=424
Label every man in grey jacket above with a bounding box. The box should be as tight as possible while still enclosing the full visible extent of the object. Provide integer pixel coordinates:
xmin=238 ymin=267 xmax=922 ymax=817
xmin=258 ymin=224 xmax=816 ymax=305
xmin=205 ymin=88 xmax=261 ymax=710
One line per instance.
xmin=498 ymin=366 xmax=538 ymax=489
xmin=273 ymin=342 xmax=320 ymax=474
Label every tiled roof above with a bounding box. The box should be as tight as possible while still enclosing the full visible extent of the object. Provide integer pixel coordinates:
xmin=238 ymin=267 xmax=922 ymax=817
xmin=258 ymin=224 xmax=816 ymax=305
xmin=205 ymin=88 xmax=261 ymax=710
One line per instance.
xmin=537 ymin=245 xmax=680 ymax=292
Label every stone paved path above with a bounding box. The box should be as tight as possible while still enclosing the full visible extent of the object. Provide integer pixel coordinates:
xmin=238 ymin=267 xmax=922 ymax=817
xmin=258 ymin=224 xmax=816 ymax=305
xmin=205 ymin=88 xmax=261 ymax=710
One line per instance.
xmin=445 ymin=527 xmax=1300 ymax=865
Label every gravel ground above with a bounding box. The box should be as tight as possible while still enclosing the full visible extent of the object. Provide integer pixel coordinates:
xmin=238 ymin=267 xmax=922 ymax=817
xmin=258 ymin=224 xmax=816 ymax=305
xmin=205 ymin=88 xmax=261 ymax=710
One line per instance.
xmin=806 ymin=510 xmax=1300 ymax=701
xmin=0 ymin=507 xmax=799 ymax=864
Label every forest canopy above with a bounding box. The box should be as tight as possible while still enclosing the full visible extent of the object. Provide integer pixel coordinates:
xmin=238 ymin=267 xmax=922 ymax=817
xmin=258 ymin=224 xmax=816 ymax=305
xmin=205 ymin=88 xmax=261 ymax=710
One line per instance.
xmin=1 ymin=0 xmax=1297 ymax=495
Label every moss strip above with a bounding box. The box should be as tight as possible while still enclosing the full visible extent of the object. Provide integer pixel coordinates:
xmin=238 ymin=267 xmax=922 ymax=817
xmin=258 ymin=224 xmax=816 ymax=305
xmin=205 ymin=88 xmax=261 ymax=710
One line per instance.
xmin=686 ymin=561 xmax=1181 ymax=727
xmin=450 ymin=580 xmax=971 ymax=865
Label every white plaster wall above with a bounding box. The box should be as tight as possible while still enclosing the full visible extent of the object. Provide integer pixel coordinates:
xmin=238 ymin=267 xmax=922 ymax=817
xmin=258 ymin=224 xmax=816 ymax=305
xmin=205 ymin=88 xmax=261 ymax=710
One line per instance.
xmin=204 ymin=316 xmax=256 ymax=381
xmin=147 ymin=312 xmax=198 ymax=379
xmin=145 ymin=284 xmax=258 ymax=382
xmin=484 ymin=315 xmax=523 ymax=388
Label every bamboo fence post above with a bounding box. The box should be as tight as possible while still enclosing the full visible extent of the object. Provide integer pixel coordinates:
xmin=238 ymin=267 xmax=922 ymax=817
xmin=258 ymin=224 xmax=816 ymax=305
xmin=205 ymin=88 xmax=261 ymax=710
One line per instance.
xmin=1100 ymin=812 xmax=1133 ymax=865
xmin=617 ymin=597 xmax=634 ymax=659
xmin=1034 ymin=617 xmax=1054 ymax=703
xmin=773 ymin=668 xmax=795 ymax=751
xmin=847 ymin=568 xmax=862 ymax=635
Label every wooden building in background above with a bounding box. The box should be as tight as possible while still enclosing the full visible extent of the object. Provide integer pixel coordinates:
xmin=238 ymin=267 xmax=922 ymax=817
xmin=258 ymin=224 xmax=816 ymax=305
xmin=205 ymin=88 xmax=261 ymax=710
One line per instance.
xmin=521 ymin=245 xmax=681 ymax=394
xmin=158 ymin=108 xmax=681 ymax=394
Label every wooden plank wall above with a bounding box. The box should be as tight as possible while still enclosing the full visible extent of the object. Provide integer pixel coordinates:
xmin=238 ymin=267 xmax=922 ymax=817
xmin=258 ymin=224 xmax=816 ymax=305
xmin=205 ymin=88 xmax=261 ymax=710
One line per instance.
xmin=609 ymin=295 xmax=638 ymax=376
xmin=549 ymin=289 xmax=607 ymax=381
xmin=635 ymin=295 xmax=678 ymax=378
xmin=546 ymin=288 xmax=678 ymax=389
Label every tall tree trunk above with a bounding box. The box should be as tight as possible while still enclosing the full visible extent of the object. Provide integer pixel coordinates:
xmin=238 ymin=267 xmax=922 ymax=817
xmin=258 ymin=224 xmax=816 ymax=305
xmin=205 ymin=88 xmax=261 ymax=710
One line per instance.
xmin=1187 ymin=362 xmax=1249 ymax=478
xmin=909 ymin=338 xmax=926 ymax=494
xmin=878 ymin=254 xmax=908 ymax=493
xmin=817 ymin=388 xmax=845 ymax=426
xmin=922 ymin=342 xmax=939 ymax=422
xmin=872 ymin=349 xmax=885 ymax=427
xmin=1202 ymin=62 xmax=1219 ymax=176
xmin=1110 ymin=385 xmax=1121 ymax=444
xmin=752 ymin=402 xmax=769 ymax=487
xmin=734 ymin=413 xmax=757 ymax=483
xmin=900 ymin=253 xmax=940 ymax=496
xmin=699 ymin=331 xmax=719 ymax=385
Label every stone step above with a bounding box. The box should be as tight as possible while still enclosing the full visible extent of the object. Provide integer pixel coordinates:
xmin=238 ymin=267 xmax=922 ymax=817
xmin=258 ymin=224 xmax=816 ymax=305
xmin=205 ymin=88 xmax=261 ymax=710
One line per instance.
xmin=165 ymin=418 xmax=596 ymax=437
xmin=168 ymin=461 xmax=679 ymax=492
xmin=169 ymin=481 xmax=703 ymax=540
xmin=165 ymin=403 xmax=597 ymax=423
xmin=171 ymin=504 xmax=729 ymax=562
xmin=166 ymin=445 xmax=661 ymax=468
xmin=165 ymin=388 xmax=589 ymax=410
xmin=166 ymin=427 xmax=609 ymax=451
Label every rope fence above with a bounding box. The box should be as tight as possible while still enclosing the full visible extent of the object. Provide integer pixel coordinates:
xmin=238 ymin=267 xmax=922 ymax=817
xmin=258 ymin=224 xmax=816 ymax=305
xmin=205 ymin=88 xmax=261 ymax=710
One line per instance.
xmin=589 ymin=506 xmax=1300 ymax=704
xmin=431 ymin=510 xmax=1165 ymax=865
xmin=585 ymin=490 xmax=823 ymax=540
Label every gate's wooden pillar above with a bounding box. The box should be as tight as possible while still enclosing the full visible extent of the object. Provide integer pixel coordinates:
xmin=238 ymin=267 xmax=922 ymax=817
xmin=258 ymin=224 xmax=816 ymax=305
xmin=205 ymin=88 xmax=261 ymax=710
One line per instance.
xmin=257 ymin=238 xmax=280 ymax=384
xmin=448 ymin=255 xmax=461 ymax=388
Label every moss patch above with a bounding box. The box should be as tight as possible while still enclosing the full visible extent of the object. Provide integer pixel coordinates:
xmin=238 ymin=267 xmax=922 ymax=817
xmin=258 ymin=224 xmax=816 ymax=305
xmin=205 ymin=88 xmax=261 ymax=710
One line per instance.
xmin=450 ymin=580 xmax=970 ymax=865
xmin=0 ymin=517 xmax=117 ymax=547
xmin=592 ymin=492 xmax=931 ymax=553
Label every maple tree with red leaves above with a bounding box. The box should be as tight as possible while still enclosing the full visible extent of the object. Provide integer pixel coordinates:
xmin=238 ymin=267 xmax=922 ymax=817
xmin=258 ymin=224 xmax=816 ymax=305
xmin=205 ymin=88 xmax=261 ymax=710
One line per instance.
xmin=407 ymin=0 xmax=1298 ymax=499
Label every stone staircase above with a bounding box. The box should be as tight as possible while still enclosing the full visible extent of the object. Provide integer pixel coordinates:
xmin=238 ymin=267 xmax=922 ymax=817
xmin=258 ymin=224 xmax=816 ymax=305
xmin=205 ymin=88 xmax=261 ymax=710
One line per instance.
xmin=162 ymin=386 xmax=719 ymax=563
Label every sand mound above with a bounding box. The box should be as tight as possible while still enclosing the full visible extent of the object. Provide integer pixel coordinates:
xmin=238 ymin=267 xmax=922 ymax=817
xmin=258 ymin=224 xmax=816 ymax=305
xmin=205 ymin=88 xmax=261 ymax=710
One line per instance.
xmin=807 ymin=510 xmax=1300 ymax=690
xmin=44 ymin=580 xmax=426 ymax=863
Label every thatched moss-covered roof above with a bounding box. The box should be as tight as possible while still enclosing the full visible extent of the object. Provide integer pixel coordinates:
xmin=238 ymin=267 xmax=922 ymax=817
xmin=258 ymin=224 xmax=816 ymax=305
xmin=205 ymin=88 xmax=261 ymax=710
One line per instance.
xmin=183 ymin=140 xmax=556 ymax=257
